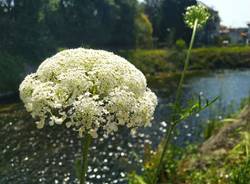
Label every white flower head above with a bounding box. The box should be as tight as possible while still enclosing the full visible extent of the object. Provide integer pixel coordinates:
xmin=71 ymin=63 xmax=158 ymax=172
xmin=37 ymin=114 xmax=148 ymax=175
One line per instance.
xmin=184 ymin=4 xmax=210 ymax=29
xmin=19 ymin=48 xmax=158 ymax=138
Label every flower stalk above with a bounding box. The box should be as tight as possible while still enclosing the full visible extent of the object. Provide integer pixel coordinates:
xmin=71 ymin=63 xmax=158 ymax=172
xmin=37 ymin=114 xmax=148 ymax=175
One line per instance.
xmin=175 ymin=19 xmax=198 ymax=106
xmin=152 ymin=18 xmax=199 ymax=184
xmin=80 ymin=133 xmax=92 ymax=184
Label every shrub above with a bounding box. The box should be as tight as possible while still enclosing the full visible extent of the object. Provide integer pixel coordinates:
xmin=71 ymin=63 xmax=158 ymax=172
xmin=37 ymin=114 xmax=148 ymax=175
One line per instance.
xmin=135 ymin=13 xmax=153 ymax=49
xmin=175 ymin=39 xmax=186 ymax=51
xmin=118 ymin=49 xmax=174 ymax=74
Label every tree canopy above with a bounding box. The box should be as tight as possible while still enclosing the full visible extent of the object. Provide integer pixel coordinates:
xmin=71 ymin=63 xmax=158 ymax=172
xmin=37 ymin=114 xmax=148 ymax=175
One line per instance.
xmin=0 ymin=0 xmax=221 ymax=61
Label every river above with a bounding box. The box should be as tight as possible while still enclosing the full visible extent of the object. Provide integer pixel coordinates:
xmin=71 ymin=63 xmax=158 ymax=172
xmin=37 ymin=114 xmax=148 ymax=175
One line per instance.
xmin=1 ymin=70 xmax=250 ymax=184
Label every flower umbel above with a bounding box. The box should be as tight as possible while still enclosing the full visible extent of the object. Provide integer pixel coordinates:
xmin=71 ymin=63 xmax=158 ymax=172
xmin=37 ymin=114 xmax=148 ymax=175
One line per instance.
xmin=19 ymin=48 xmax=158 ymax=138
xmin=184 ymin=4 xmax=210 ymax=29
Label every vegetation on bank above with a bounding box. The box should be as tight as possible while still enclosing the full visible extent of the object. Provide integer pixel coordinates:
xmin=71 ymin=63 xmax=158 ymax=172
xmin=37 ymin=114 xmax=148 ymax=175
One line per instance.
xmin=190 ymin=47 xmax=250 ymax=69
xmin=128 ymin=99 xmax=250 ymax=184
xmin=119 ymin=46 xmax=250 ymax=75
xmin=118 ymin=49 xmax=174 ymax=74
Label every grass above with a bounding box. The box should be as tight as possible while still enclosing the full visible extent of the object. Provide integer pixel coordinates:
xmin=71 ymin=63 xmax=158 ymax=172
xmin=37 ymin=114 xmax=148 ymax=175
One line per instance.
xmin=128 ymin=97 xmax=250 ymax=184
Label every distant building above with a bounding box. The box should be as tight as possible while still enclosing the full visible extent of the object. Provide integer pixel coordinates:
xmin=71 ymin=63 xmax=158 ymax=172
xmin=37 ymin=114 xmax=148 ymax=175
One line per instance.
xmin=228 ymin=28 xmax=248 ymax=44
xmin=247 ymin=23 xmax=250 ymax=45
xmin=197 ymin=1 xmax=249 ymax=46
xmin=220 ymin=26 xmax=248 ymax=45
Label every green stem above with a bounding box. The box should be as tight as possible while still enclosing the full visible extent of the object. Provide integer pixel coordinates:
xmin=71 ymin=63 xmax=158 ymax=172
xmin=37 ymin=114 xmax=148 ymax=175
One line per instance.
xmin=80 ymin=133 xmax=92 ymax=184
xmin=152 ymin=125 xmax=174 ymax=184
xmin=174 ymin=19 xmax=198 ymax=107
xmin=152 ymin=19 xmax=198 ymax=184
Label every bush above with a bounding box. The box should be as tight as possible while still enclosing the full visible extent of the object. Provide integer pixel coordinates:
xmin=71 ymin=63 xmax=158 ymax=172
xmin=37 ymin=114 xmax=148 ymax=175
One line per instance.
xmin=118 ymin=49 xmax=175 ymax=75
xmin=190 ymin=46 xmax=250 ymax=69
xmin=175 ymin=39 xmax=186 ymax=51
xmin=135 ymin=13 xmax=153 ymax=49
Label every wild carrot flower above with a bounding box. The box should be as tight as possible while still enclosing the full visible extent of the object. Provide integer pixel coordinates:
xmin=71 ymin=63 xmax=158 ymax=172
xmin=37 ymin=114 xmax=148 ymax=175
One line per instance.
xmin=184 ymin=4 xmax=210 ymax=29
xmin=19 ymin=48 xmax=158 ymax=138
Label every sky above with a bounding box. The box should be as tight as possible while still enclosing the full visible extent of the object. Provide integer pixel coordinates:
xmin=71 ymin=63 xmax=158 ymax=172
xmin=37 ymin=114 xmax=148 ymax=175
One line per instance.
xmin=200 ymin=0 xmax=250 ymax=28
xmin=139 ymin=0 xmax=250 ymax=28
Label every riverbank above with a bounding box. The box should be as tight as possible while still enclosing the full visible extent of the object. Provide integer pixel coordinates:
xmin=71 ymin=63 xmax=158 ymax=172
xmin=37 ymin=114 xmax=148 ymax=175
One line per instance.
xmin=129 ymin=99 xmax=250 ymax=184
xmin=176 ymin=103 xmax=250 ymax=184
xmin=119 ymin=46 xmax=250 ymax=75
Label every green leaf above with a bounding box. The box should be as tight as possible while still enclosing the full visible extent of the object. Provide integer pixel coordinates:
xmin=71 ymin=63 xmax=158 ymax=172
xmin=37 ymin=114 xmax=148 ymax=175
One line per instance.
xmin=128 ymin=172 xmax=147 ymax=184
xmin=174 ymin=95 xmax=219 ymax=125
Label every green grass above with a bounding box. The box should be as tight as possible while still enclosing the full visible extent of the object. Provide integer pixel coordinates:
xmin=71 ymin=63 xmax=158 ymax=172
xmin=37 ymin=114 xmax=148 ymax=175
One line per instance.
xmin=128 ymin=124 xmax=250 ymax=184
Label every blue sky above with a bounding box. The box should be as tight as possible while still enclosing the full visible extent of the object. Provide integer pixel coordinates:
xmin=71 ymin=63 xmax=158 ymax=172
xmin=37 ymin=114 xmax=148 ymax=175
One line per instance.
xmin=200 ymin=0 xmax=250 ymax=27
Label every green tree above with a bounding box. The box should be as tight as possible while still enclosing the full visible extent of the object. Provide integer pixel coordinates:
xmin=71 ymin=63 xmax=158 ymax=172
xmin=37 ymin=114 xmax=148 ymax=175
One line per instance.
xmin=144 ymin=0 xmax=162 ymax=40
xmin=0 ymin=0 xmax=54 ymax=60
xmin=159 ymin=0 xmax=197 ymax=44
xmin=48 ymin=0 xmax=117 ymax=47
xmin=46 ymin=0 xmax=139 ymax=49
xmin=111 ymin=0 xmax=139 ymax=48
xmin=135 ymin=13 xmax=153 ymax=48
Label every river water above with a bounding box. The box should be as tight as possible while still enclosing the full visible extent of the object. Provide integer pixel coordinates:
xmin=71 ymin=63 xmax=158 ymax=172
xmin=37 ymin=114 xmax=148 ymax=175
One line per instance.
xmin=1 ymin=70 xmax=250 ymax=184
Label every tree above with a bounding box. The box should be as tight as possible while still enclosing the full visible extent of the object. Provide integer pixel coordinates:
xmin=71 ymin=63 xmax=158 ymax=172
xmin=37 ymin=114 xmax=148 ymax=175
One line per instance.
xmin=159 ymin=0 xmax=197 ymax=44
xmin=46 ymin=0 xmax=139 ymax=49
xmin=0 ymin=0 xmax=55 ymax=60
xmin=48 ymin=0 xmax=117 ymax=47
xmin=135 ymin=13 xmax=153 ymax=48
xmin=144 ymin=0 xmax=162 ymax=40
xmin=0 ymin=0 xmax=147 ymax=58
xmin=111 ymin=0 xmax=139 ymax=48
